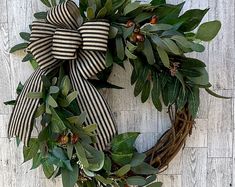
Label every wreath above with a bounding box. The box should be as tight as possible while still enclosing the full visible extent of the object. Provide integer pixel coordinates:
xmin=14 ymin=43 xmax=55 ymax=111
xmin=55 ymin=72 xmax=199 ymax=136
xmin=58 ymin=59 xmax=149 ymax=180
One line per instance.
xmin=5 ymin=0 xmax=229 ymax=187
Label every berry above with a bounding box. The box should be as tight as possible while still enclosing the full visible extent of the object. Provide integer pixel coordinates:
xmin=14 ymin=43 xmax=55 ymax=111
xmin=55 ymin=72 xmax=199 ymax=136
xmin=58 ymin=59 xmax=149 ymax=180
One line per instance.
xmin=126 ymin=20 xmax=135 ymax=28
xmin=136 ymin=34 xmax=145 ymax=42
xmin=58 ymin=135 xmax=69 ymax=145
xmin=150 ymin=15 xmax=158 ymax=24
xmin=71 ymin=134 xmax=79 ymax=144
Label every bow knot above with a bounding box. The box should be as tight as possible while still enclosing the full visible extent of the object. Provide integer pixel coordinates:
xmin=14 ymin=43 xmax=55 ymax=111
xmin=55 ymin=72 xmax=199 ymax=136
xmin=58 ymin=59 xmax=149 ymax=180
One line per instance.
xmin=8 ymin=0 xmax=117 ymax=150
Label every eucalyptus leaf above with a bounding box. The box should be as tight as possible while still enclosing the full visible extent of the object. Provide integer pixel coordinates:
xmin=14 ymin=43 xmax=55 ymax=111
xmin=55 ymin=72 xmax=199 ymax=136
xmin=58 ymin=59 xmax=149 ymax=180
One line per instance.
xmin=141 ymin=80 xmax=151 ymax=103
xmin=156 ymin=47 xmax=170 ymax=68
xmin=23 ymin=139 xmax=39 ymax=162
xmin=26 ymin=92 xmax=43 ymax=99
xmin=75 ymin=142 xmax=89 ymax=168
xmin=20 ymin=32 xmax=30 ymax=41
xmin=10 ymin=43 xmax=28 ymax=53
xmin=124 ymin=2 xmax=140 ymax=15
xmin=125 ymin=47 xmax=137 ymax=59
xmin=146 ymin=182 xmax=163 ymax=187
xmin=50 ymin=107 xmax=67 ymax=133
xmin=40 ymin=0 xmax=51 ymax=7
xmin=61 ymin=165 xmax=78 ymax=187
xmin=47 ymin=95 xmax=58 ymax=108
xmin=127 ymin=176 xmax=146 ymax=186
xmin=152 ymin=75 xmax=162 ymax=111
xmin=188 ymin=87 xmax=200 ymax=119
xmin=96 ymin=7 xmax=107 ymax=18
xmin=115 ymin=164 xmax=131 ymax=177
xmin=42 ymin=161 xmax=54 ymax=179
xmin=22 ymin=53 xmax=34 ymax=62
xmin=116 ymin=37 xmax=125 ymax=60
xmin=196 ymin=20 xmax=221 ymax=41
xmin=143 ymin=38 xmax=155 ymax=65
xmin=34 ymin=12 xmax=48 ymax=19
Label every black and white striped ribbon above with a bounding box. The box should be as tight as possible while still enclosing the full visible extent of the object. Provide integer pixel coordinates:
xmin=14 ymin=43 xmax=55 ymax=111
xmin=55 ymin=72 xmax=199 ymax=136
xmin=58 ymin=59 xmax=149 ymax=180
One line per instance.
xmin=8 ymin=0 xmax=117 ymax=150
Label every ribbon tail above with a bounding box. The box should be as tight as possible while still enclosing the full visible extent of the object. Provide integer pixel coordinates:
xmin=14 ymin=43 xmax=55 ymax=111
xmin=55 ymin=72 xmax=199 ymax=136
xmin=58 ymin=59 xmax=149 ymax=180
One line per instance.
xmin=7 ymin=68 xmax=45 ymax=146
xmin=69 ymin=60 xmax=117 ymax=150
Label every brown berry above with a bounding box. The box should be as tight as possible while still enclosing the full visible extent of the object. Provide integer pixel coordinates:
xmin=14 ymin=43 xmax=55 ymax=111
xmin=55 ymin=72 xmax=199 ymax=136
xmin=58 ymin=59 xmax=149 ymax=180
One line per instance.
xmin=71 ymin=134 xmax=79 ymax=144
xmin=58 ymin=135 xmax=69 ymax=145
xmin=150 ymin=15 xmax=158 ymax=24
xmin=126 ymin=20 xmax=135 ymax=28
xmin=136 ymin=34 xmax=145 ymax=42
xmin=129 ymin=33 xmax=138 ymax=43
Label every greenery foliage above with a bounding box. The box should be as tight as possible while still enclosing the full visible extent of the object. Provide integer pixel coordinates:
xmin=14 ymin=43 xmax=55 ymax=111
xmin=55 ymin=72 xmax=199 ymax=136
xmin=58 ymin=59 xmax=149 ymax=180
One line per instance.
xmin=7 ymin=0 xmax=227 ymax=186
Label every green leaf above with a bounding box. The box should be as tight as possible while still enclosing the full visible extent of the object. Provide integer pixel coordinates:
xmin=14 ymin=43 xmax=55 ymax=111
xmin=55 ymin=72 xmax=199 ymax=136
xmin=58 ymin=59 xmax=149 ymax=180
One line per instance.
xmin=190 ymin=43 xmax=205 ymax=52
xmin=116 ymin=37 xmax=125 ymax=60
xmin=60 ymin=75 xmax=71 ymax=96
xmin=141 ymin=80 xmax=151 ymax=103
xmin=66 ymin=91 xmax=78 ymax=105
xmin=141 ymin=23 xmax=173 ymax=32
xmin=10 ymin=43 xmax=28 ymax=53
xmin=103 ymin=156 xmax=111 ymax=174
xmin=67 ymin=112 xmax=86 ymax=126
xmin=26 ymin=92 xmax=43 ymax=99
xmin=126 ymin=41 xmax=137 ymax=52
xmin=42 ymin=161 xmax=54 ymax=179
xmin=127 ymin=176 xmax=146 ymax=186
xmin=50 ymin=0 xmax=57 ymax=6
xmin=143 ymin=38 xmax=155 ymax=65
xmin=74 ymin=142 xmax=89 ymax=168
xmin=104 ymin=0 xmax=112 ymax=14
xmin=47 ymin=95 xmax=58 ymax=108
xmin=146 ymin=182 xmax=163 ymax=187
xmin=40 ymin=0 xmax=51 ymax=7
xmin=134 ymin=12 xmax=152 ymax=23
xmin=124 ymin=2 xmax=140 ymax=15
xmin=50 ymin=107 xmax=67 ymax=133
xmin=131 ymin=162 xmax=158 ymax=175
xmin=175 ymin=71 xmax=186 ymax=95
xmin=205 ymin=88 xmax=231 ymax=99
xmin=115 ymin=164 xmax=131 ymax=177
xmin=171 ymin=35 xmax=192 ymax=49
xmin=151 ymin=0 xmax=166 ymax=5
xmin=67 ymin=143 xmax=74 ymax=160
xmin=105 ymin=49 xmax=113 ymax=67
xmin=34 ymin=104 xmax=45 ymax=118
xmin=30 ymin=59 xmax=39 ymax=70
xmin=152 ymin=75 xmax=162 ymax=111
xmin=23 ymin=139 xmax=39 ymax=162
xmin=34 ymin=12 xmax=48 ymax=19
xmin=167 ymin=79 xmax=180 ymax=104
xmin=87 ymin=7 xmax=95 ymax=20
xmin=125 ymin=47 xmax=137 ymax=59
xmin=188 ymin=87 xmax=200 ymax=119
xmin=180 ymin=58 xmax=206 ymax=69
xmin=4 ymin=100 xmax=16 ymax=105
xmin=156 ymin=47 xmax=170 ymax=68
xmin=95 ymin=175 xmax=113 ymax=185
xmin=111 ymin=152 xmax=133 ymax=166
xmin=96 ymin=7 xmax=107 ymax=18
xmin=187 ymin=68 xmax=209 ymax=85
xmin=16 ymin=82 xmax=24 ymax=95
xmin=111 ymin=132 xmax=140 ymax=153
xmin=180 ymin=69 xmax=202 ymax=77
xmin=108 ymin=26 xmax=118 ymax=39
xmin=162 ymin=38 xmax=181 ymax=55
xmin=130 ymin=153 xmax=146 ymax=167
xmin=122 ymin=25 xmax=134 ymax=39
xmin=31 ymin=153 xmax=42 ymax=170
xmin=196 ymin=20 xmax=221 ymax=41
xmin=22 ymin=53 xmax=34 ymax=62
xmin=177 ymin=87 xmax=188 ymax=110
xmin=20 ymin=32 xmax=30 ymax=41
xmin=83 ymin=124 xmax=97 ymax=134
xmin=179 ymin=9 xmax=209 ymax=32
xmin=49 ymin=86 xmax=59 ymax=94
xmin=61 ymin=164 xmax=78 ymax=187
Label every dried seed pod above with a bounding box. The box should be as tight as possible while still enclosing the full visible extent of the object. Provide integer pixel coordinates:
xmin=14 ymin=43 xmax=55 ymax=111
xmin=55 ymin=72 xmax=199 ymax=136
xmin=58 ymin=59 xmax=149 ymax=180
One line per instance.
xmin=58 ymin=135 xmax=69 ymax=145
xmin=150 ymin=15 xmax=159 ymax=24
xmin=126 ymin=20 xmax=135 ymax=28
xmin=71 ymin=134 xmax=79 ymax=144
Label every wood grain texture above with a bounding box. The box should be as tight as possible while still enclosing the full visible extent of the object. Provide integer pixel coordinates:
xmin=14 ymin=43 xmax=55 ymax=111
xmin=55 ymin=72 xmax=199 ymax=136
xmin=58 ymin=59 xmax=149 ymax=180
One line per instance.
xmin=0 ymin=0 xmax=234 ymax=187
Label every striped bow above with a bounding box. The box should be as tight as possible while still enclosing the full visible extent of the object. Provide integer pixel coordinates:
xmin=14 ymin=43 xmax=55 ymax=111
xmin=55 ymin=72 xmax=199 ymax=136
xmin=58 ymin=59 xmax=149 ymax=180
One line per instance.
xmin=8 ymin=0 xmax=117 ymax=150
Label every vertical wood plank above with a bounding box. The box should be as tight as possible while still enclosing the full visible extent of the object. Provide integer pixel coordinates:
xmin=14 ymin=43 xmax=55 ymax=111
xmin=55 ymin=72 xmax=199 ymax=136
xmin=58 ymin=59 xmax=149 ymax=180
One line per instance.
xmin=208 ymin=90 xmax=233 ymax=157
xmin=157 ymin=175 xmax=182 ymax=187
xmin=207 ymin=158 xmax=232 ymax=187
xmin=182 ymin=148 xmax=207 ymax=187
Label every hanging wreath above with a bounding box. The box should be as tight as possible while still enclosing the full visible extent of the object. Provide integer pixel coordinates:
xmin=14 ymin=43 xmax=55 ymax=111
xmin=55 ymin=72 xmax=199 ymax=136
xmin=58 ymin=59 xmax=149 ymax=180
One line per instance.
xmin=5 ymin=0 xmax=229 ymax=186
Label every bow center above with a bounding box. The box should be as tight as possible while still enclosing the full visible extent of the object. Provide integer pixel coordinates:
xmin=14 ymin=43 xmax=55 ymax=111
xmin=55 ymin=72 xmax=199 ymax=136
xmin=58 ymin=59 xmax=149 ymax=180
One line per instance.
xmin=52 ymin=28 xmax=82 ymax=60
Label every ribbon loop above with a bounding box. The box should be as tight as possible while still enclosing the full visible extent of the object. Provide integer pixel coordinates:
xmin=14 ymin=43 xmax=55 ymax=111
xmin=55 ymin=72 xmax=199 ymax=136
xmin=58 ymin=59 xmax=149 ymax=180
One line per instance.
xmin=52 ymin=28 xmax=82 ymax=60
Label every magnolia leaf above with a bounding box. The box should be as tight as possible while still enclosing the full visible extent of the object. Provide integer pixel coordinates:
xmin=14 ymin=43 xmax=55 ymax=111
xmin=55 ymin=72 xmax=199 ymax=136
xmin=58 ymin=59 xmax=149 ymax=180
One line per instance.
xmin=115 ymin=164 xmax=131 ymax=177
xmin=162 ymin=38 xmax=181 ymax=55
xmin=187 ymin=68 xmax=209 ymax=85
xmin=127 ymin=176 xmax=146 ymax=186
xmin=188 ymin=87 xmax=200 ymax=119
xmin=171 ymin=35 xmax=192 ymax=49
xmin=10 ymin=43 xmax=28 ymax=53
xmin=175 ymin=71 xmax=186 ymax=95
xmin=152 ymin=75 xmax=162 ymax=111
xmin=124 ymin=2 xmax=140 ymax=15
xmin=157 ymin=47 xmax=170 ymax=68
xmin=61 ymin=165 xmax=78 ymax=187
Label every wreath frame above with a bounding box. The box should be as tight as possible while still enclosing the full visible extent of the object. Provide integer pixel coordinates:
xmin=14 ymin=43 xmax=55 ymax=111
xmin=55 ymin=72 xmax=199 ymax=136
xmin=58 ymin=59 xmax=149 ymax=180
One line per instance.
xmin=5 ymin=0 xmax=228 ymax=187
